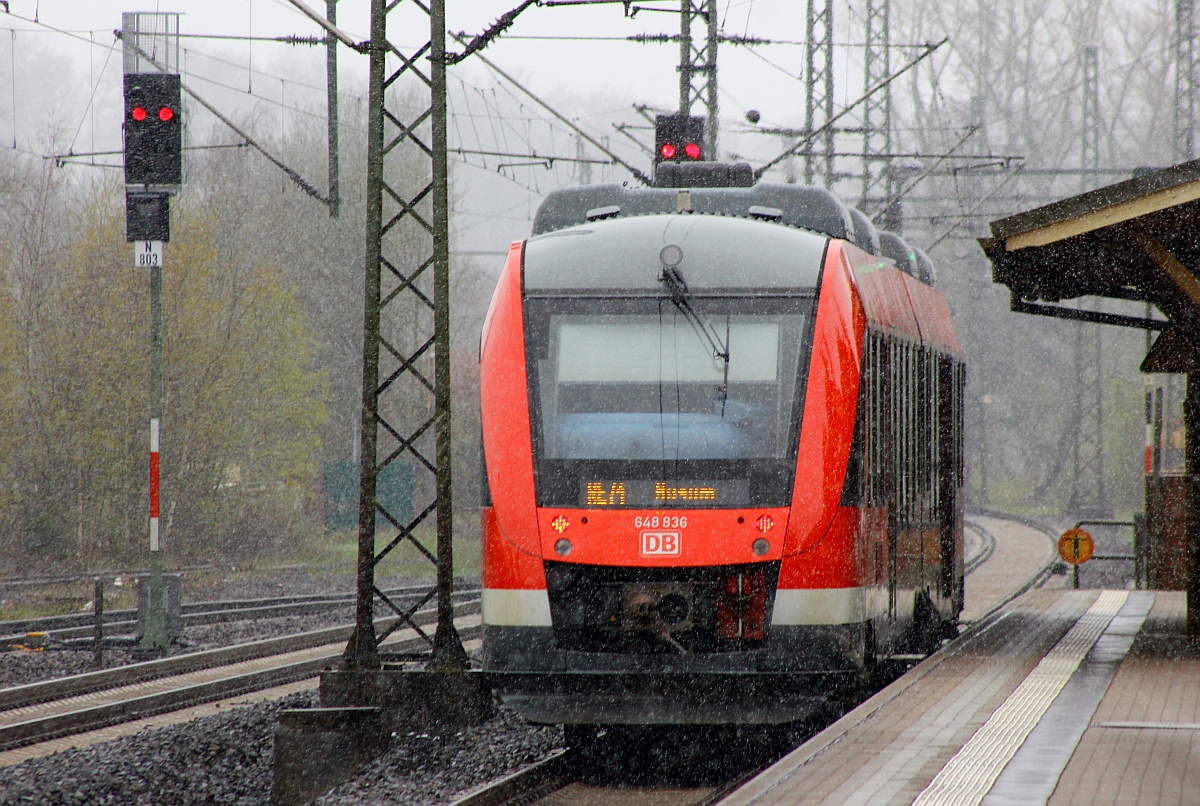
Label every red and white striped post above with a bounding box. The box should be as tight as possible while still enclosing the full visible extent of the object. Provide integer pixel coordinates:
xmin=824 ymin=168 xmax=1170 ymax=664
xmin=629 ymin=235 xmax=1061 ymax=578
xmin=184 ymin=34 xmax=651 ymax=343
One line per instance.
xmin=150 ymin=417 xmax=160 ymax=550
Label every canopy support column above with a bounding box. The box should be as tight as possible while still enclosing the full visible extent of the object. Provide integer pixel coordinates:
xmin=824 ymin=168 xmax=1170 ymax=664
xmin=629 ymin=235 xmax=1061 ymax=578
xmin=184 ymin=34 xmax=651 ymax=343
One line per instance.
xmin=1188 ymin=363 xmax=1200 ymax=637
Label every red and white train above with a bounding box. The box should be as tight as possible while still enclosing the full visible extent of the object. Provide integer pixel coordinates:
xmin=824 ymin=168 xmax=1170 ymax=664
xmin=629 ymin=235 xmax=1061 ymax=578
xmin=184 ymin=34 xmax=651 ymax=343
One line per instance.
xmin=479 ymin=164 xmax=965 ymax=725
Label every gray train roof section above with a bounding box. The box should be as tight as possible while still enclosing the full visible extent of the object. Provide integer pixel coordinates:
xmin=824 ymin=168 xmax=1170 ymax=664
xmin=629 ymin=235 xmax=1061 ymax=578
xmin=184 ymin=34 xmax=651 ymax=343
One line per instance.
xmin=532 ymin=181 xmax=855 ymax=243
xmin=524 ymin=214 xmax=827 ymax=294
xmin=878 ymin=231 xmax=918 ymax=278
xmin=847 ymin=207 xmax=881 ymax=255
xmin=912 ymin=246 xmax=936 ymax=286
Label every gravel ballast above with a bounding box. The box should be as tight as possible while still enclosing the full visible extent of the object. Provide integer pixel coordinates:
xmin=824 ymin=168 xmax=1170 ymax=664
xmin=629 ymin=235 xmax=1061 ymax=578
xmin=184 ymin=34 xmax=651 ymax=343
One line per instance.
xmin=0 ymin=692 xmax=312 ymax=806
xmin=0 ymin=693 xmax=562 ymax=806
xmin=317 ymin=708 xmax=562 ymax=805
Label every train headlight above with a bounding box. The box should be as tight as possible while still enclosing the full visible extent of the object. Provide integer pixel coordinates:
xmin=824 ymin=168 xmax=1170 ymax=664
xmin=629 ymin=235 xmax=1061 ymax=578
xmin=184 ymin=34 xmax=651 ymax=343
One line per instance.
xmin=554 ymin=538 xmax=572 ymax=557
xmin=752 ymin=538 xmax=770 ymax=556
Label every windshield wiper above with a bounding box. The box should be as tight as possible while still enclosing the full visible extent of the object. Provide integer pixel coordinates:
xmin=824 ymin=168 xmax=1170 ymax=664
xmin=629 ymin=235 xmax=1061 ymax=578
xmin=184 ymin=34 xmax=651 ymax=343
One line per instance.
xmin=658 ymin=256 xmax=731 ymax=416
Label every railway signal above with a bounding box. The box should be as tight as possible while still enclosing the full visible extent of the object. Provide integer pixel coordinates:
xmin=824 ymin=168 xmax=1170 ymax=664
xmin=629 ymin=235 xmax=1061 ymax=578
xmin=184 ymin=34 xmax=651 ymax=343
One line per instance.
xmin=122 ymin=12 xmax=183 ymax=653
xmin=654 ymin=113 xmax=705 ymax=164
xmin=123 ymin=72 xmax=183 ymax=187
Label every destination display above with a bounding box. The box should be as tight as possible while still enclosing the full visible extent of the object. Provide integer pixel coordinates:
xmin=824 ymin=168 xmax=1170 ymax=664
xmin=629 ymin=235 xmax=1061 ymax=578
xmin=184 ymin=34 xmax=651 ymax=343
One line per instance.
xmin=581 ymin=479 xmax=750 ymax=508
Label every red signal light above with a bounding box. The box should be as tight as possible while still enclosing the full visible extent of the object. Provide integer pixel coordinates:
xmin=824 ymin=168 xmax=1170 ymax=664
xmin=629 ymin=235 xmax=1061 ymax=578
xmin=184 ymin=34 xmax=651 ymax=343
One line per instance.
xmin=660 ymin=143 xmax=677 ymax=160
xmin=158 ymin=106 xmax=174 ymax=122
xmin=131 ymin=107 xmax=147 ymax=122
xmin=684 ymin=142 xmax=701 ymax=160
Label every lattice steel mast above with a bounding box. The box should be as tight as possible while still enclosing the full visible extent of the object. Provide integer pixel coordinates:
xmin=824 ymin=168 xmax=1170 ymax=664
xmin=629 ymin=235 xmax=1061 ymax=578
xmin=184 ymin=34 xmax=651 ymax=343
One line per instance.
xmin=1068 ymin=44 xmax=1108 ymax=519
xmin=679 ymin=0 xmax=719 ymax=155
xmin=1177 ymin=0 xmax=1196 ymax=163
xmin=861 ymin=0 xmax=896 ymax=228
xmin=804 ymin=0 xmax=835 ymax=187
xmin=348 ymin=0 xmax=466 ymax=670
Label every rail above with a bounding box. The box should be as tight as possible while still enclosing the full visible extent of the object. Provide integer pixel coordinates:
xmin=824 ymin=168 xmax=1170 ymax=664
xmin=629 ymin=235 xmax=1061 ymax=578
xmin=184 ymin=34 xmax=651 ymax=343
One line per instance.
xmin=0 ymin=583 xmax=481 ymax=650
xmin=0 ymin=597 xmax=482 ymax=754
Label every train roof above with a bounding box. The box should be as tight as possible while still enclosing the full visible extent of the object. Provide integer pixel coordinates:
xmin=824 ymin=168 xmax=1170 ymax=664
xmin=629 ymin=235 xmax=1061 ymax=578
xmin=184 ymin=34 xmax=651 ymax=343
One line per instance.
xmin=532 ymin=178 xmax=855 ymax=242
xmin=532 ymin=165 xmax=936 ymax=288
xmin=524 ymin=214 xmax=827 ymax=294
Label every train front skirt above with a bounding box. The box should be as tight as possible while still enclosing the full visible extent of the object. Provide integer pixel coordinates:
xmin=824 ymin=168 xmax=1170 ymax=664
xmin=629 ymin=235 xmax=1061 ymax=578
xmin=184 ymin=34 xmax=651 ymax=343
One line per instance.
xmin=483 ymin=623 xmax=866 ymax=724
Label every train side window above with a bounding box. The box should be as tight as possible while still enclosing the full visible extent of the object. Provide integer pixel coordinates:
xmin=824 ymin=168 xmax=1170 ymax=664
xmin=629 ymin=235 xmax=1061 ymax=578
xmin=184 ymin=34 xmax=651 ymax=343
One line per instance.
xmin=927 ymin=350 xmax=936 ymax=517
xmin=868 ymin=331 xmax=878 ymax=506
xmin=887 ymin=337 xmax=897 ymax=510
xmin=919 ymin=346 xmax=926 ymax=518
xmin=904 ymin=342 xmax=913 ymax=523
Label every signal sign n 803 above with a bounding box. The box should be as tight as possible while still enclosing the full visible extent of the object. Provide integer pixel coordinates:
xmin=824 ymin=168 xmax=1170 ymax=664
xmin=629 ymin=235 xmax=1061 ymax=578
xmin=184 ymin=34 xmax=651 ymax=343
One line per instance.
xmin=123 ymin=73 xmax=182 ymax=186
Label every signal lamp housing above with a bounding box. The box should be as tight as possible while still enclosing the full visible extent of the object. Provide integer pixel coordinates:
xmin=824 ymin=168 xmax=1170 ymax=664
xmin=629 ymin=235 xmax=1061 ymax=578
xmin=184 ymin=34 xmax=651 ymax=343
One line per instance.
xmin=123 ymin=72 xmax=183 ymax=186
xmin=653 ymin=113 xmax=706 ymax=168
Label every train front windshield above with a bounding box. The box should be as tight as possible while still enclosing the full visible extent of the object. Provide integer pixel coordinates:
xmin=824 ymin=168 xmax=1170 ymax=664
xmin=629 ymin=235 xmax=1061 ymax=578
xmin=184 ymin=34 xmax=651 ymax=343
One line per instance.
xmin=527 ymin=298 xmax=813 ymax=507
xmin=522 ymin=213 xmax=826 ymax=509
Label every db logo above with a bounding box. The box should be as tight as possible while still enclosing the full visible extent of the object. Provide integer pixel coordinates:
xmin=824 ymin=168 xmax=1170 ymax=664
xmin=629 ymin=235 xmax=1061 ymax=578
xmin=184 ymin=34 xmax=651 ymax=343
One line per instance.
xmin=640 ymin=531 xmax=681 ymax=556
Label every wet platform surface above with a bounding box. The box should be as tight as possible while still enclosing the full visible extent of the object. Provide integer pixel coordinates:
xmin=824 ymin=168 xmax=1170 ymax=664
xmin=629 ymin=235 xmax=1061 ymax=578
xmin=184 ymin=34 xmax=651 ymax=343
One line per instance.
xmin=721 ymin=588 xmax=1200 ymax=805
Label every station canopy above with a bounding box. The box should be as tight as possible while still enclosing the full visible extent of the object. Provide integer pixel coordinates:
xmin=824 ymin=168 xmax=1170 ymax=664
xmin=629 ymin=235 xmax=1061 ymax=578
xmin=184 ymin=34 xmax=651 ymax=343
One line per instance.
xmin=980 ymin=161 xmax=1200 ymax=372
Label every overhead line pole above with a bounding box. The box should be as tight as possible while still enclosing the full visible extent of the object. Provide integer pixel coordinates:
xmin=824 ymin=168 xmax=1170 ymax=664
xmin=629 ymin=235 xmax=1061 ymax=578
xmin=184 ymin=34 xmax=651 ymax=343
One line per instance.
xmin=756 ymin=39 xmax=945 ymax=180
xmin=1068 ymin=44 xmax=1108 ymax=520
xmin=678 ymin=0 xmax=719 ymax=156
xmin=351 ymin=0 xmax=552 ymax=673
xmin=861 ymin=0 xmax=895 ymax=226
xmin=804 ymin=0 xmax=835 ymax=186
xmin=325 ymin=0 xmax=340 ymax=217
xmin=1177 ymin=0 xmax=1196 ymax=163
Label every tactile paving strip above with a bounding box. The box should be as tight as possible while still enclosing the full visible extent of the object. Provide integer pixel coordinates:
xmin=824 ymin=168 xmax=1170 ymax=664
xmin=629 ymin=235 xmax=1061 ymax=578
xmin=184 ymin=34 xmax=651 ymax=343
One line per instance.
xmin=911 ymin=590 xmax=1128 ymax=806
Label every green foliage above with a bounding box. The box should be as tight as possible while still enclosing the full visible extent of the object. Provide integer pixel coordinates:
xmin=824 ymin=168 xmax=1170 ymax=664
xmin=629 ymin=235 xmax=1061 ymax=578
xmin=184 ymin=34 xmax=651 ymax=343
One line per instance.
xmin=3 ymin=180 xmax=327 ymax=569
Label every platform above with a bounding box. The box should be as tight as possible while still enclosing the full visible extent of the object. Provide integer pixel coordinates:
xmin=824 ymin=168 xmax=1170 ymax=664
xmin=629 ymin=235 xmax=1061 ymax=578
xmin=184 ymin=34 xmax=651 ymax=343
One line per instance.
xmin=721 ymin=588 xmax=1200 ymax=805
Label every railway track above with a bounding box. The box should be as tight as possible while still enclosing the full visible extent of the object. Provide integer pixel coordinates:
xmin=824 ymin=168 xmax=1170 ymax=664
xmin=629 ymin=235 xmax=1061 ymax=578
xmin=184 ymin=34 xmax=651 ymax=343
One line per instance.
xmin=449 ymin=513 xmax=1056 ymax=806
xmin=0 ymin=595 xmax=481 ymax=755
xmin=0 ymin=582 xmax=479 ymax=647
xmin=963 ymin=518 xmax=997 ymax=575
xmin=449 ymin=748 xmax=754 ymax=806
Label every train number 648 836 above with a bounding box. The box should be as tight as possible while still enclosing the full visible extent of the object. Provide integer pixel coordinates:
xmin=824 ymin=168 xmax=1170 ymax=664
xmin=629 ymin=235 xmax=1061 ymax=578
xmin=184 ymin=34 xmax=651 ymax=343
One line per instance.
xmin=634 ymin=515 xmax=687 ymax=528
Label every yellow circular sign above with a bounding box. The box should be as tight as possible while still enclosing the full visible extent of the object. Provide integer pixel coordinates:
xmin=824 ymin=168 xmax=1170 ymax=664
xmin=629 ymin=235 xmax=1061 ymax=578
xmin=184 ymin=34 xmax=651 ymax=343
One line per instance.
xmin=1058 ymin=528 xmax=1095 ymax=565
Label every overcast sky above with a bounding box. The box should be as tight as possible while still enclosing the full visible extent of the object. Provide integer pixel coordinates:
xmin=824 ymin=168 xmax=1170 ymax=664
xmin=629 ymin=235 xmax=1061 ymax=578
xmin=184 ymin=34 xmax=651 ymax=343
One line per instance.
xmin=3 ymin=1 xmax=942 ymax=252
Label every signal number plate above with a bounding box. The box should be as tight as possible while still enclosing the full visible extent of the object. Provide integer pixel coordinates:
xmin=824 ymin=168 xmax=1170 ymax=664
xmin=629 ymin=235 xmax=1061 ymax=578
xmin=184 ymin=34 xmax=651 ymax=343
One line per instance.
xmin=640 ymin=531 xmax=681 ymax=556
